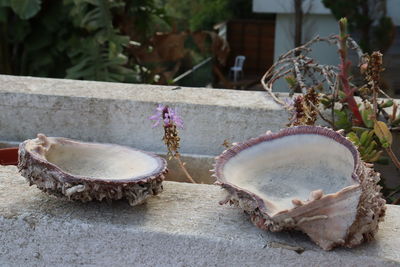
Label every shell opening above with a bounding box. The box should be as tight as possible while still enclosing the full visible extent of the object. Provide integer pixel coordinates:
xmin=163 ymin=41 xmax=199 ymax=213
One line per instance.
xmin=223 ymin=134 xmax=357 ymax=213
xmin=30 ymin=137 xmax=160 ymax=180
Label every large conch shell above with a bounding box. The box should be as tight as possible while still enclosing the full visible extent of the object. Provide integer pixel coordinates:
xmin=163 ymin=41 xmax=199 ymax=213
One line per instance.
xmin=214 ymin=126 xmax=386 ymax=250
xmin=18 ymin=134 xmax=167 ymax=206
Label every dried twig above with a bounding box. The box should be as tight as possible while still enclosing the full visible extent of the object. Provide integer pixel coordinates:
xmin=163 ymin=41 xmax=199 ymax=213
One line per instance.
xmin=261 ymin=34 xmax=363 ymax=111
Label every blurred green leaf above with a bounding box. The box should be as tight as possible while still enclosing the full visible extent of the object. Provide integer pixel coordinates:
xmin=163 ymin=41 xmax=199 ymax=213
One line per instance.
xmin=374 ymin=120 xmax=393 ymax=147
xmin=347 ymin=132 xmax=360 ymax=145
xmin=361 ymin=104 xmax=374 ymax=128
xmin=0 ymin=7 xmax=8 ymax=23
xmin=10 ymin=0 xmax=41 ymax=20
xmin=380 ymin=100 xmax=393 ymax=108
xmin=334 ymin=109 xmax=352 ymax=131
xmin=0 ymin=0 xmax=10 ymax=7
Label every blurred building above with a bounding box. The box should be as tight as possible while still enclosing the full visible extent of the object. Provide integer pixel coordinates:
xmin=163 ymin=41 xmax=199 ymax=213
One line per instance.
xmin=253 ymin=0 xmax=400 ymax=94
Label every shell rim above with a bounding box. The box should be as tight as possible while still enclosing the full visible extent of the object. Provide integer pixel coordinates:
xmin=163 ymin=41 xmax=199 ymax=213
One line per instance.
xmin=19 ymin=137 xmax=168 ymax=185
xmin=214 ymin=125 xmax=361 ymax=214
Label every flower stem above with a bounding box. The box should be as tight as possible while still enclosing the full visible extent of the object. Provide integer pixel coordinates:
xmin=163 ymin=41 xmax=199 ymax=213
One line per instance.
xmin=385 ymin=146 xmax=400 ymax=170
xmin=175 ymin=153 xmax=196 ymax=183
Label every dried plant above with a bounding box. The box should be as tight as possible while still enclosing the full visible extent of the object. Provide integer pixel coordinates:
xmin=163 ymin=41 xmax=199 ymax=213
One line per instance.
xmin=361 ymin=52 xmax=400 ymax=170
xmin=261 ymin=17 xmax=400 ymax=202
xmin=287 ymin=86 xmax=320 ymax=127
xmin=150 ymin=104 xmax=196 ymax=183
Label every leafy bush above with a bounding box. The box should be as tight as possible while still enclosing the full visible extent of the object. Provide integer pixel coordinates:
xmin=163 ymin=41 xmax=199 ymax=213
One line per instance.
xmin=0 ymin=0 xmax=168 ymax=82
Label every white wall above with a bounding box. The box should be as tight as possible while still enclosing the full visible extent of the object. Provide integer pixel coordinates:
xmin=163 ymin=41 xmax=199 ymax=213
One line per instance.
xmin=253 ymin=0 xmax=331 ymax=14
xmin=387 ymin=0 xmax=400 ymax=26
xmin=254 ymin=0 xmax=400 ymax=26
xmin=272 ymin=12 xmax=340 ymax=91
xmin=253 ymin=0 xmax=400 ymax=91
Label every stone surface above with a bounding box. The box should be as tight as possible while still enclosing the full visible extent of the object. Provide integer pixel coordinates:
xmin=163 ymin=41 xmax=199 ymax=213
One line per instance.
xmin=0 ymin=75 xmax=287 ymax=156
xmin=1 ymin=165 xmax=399 ymax=266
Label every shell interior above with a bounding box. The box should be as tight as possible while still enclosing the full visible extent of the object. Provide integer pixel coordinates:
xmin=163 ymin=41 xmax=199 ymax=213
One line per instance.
xmin=42 ymin=140 xmax=159 ymax=180
xmin=223 ymin=134 xmax=357 ymax=214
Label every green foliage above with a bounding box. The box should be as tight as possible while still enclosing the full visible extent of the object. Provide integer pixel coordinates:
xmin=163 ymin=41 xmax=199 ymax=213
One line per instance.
xmin=163 ymin=0 xmax=268 ymax=32
xmin=334 ymin=109 xmax=353 ymax=131
xmin=347 ymin=130 xmax=383 ymax=163
xmin=7 ymin=0 xmax=42 ymax=20
xmin=360 ymin=103 xmax=374 ymax=128
xmin=0 ymin=0 xmax=168 ymax=82
xmin=374 ymin=120 xmax=393 ymax=148
xmin=189 ymin=0 xmax=231 ymax=31
xmin=284 ymin=75 xmax=297 ymax=90
xmin=163 ymin=0 xmax=231 ymax=31
xmin=126 ymin=0 xmax=169 ymax=41
xmin=64 ymin=0 xmax=137 ymax=82
xmin=0 ymin=0 xmax=42 ymax=19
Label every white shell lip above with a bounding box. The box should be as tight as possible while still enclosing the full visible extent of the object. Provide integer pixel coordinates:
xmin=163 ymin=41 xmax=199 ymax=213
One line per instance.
xmin=214 ymin=126 xmax=361 ymax=215
xmin=20 ymin=134 xmax=167 ymax=184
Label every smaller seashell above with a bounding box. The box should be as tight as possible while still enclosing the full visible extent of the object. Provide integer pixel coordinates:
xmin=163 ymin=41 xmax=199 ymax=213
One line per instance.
xmin=18 ymin=134 xmax=167 ymax=206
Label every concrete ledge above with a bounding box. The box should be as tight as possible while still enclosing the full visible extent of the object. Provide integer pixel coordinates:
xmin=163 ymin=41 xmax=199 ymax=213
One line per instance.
xmin=1 ymin=166 xmax=399 ymax=266
xmin=0 ymin=75 xmax=287 ymax=156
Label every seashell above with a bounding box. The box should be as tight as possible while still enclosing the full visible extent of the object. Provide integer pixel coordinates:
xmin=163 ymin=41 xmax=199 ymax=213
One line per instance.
xmin=18 ymin=134 xmax=167 ymax=206
xmin=214 ymin=126 xmax=386 ymax=250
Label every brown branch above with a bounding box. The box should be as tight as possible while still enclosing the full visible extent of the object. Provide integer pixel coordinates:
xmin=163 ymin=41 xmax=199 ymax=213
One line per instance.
xmin=385 ymin=146 xmax=400 ymax=170
xmin=261 ymin=34 xmax=362 ymax=110
xmin=175 ymin=153 xmax=196 ymax=183
xmin=310 ymin=102 xmax=335 ymax=127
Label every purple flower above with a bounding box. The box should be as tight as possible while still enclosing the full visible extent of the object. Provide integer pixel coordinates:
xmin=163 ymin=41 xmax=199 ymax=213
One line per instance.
xmin=167 ymin=107 xmax=184 ymax=128
xmin=149 ymin=104 xmax=184 ymax=129
xmin=149 ymin=104 xmax=165 ymax=128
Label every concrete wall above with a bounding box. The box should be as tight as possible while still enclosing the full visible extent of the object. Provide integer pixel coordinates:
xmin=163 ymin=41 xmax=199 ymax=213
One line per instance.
xmin=0 ymin=75 xmax=288 ymax=156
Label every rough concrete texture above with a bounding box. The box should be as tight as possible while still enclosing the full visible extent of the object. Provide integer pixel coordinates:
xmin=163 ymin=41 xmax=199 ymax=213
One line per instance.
xmin=0 ymin=75 xmax=287 ymax=156
xmin=1 ymin=166 xmax=399 ymax=266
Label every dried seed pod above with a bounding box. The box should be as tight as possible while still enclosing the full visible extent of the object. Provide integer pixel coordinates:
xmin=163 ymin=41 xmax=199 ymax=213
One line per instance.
xmin=214 ymin=126 xmax=386 ymax=250
xmin=18 ymin=134 xmax=167 ymax=206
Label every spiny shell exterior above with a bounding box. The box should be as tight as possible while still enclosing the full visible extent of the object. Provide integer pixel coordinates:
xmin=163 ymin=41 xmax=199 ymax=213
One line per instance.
xmin=214 ymin=126 xmax=386 ymax=250
xmin=18 ymin=135 xmax=167 ymax=206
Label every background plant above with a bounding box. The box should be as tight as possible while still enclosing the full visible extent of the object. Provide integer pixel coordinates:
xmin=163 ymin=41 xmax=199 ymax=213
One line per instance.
xmin=0 ymin=0 xmax=235 ymax=84
xmin=0 ymin=0 xmax=169 ymax=82
xmin=262 ymin=17 xmax=400 ymax=203
xmin=322 ymin=0 xmax=395 ymax=53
